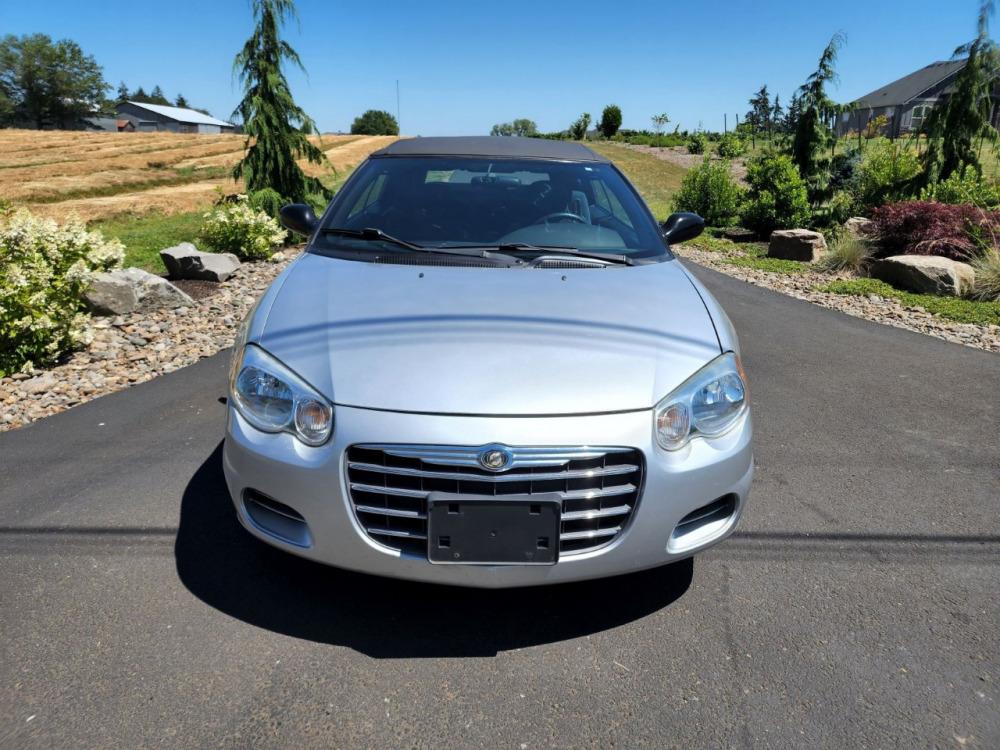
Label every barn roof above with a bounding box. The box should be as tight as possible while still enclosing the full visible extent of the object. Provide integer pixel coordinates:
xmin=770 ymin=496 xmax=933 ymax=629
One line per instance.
xmin=852 ymin=60 xmax=966 ymax=108
xmin=122 ymin=101 xmax=233 ymax=128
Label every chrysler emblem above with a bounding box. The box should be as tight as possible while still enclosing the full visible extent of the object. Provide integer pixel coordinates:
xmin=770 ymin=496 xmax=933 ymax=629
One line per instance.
xmin=479 ymin=446 xmax=512 ymax=472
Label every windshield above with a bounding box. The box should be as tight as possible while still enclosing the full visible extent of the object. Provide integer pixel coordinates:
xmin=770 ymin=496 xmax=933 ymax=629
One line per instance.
xmin=317 ymin=156 xmax=667 ymax=258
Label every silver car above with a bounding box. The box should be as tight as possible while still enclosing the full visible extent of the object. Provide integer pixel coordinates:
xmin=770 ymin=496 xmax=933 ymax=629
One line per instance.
xmin=223 ymin=136 xmax=752 ymax=587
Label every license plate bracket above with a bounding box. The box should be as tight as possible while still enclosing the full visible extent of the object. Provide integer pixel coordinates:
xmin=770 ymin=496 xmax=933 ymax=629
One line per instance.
xmin=427 ymin=492 xmax=561 ymax=565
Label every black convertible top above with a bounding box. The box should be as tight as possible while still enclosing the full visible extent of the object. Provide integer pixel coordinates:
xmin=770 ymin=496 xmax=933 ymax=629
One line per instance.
xmin=371 ymin=136 xmax=610 ymax=163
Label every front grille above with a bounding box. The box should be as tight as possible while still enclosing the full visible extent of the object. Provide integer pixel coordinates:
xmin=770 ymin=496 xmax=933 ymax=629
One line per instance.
xmin=346 ymin=444 xmax=644 ymax=557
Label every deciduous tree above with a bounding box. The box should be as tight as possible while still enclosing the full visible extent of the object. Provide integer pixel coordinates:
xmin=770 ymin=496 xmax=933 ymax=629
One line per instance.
xmin=351 ymin=109 xmax=399 ymax=135
xmin=598 ymin=105 xmax=622 ymax=138
xmin=0 ymin=34 xmax=108 ymax=128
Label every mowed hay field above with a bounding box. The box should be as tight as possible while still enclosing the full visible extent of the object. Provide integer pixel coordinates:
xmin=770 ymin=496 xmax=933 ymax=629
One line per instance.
xmin=0 ymin=129 xmax=399 ymax=222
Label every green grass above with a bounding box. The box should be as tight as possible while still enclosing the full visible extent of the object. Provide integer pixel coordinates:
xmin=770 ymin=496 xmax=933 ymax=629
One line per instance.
xmin=585 ymin=142 xmax=687 ymax=220
xmin=87 ymin=166 xmax=356 ymax=271
xmin=89 ymin=211 xmax=206 ymax=271
xmin=818 ymin=278 xmax=1000 ymax=326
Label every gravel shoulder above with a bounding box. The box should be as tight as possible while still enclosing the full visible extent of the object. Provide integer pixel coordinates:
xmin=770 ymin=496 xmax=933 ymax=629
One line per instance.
xmin=0 ymin=256 xmax=292 ymax=432
xmin=675 ymin=243 xmax=1000 ymax=353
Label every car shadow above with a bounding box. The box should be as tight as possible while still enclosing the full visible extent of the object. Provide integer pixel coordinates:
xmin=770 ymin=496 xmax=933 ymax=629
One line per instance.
xmin=175 ymin=443 xmax=693 ymax=658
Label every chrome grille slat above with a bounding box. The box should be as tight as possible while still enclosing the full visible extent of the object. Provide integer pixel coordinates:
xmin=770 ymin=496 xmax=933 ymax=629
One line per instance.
xmin=350 ymin=483 xmax=429 ymax=499
xmin=346 ymin=444 xmax=644 ymax=556
xmin=347 ymin=461 xmax=638 ymax=482
xmin=354 ymin=504 xmax=427 ymax=520
xmin=560 ymin=526 xmax=622 ymax=541
xmin=350 ymin=482 xmax=636 ymax=502
xmin=561 ymin=504 xmax=631 ymax=521
xmin=367 ymin=527 xmax=428 ymax=540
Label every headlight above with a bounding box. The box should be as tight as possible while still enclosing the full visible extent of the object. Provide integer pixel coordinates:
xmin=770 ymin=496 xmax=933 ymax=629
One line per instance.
xmin=654 ymin=352 xmax=747 ymax=451
xmin=230 ymin=344 xmax=334 ymax=446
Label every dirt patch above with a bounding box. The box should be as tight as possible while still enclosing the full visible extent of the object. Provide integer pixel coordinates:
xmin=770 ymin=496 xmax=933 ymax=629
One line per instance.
xmin=170 ymin=278 xmax=222 ymax=301
xmin=622 ymin=144 xmax=748 ymax=183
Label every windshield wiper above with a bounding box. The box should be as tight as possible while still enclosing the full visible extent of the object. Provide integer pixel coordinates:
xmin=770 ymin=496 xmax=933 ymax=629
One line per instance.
xmin=496 ymin=242 xmax=636 ymax=266
xmin=321 ymin=227 xmax=519 ymax=263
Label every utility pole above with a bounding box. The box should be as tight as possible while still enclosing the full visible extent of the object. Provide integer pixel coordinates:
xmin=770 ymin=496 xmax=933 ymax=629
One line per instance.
xmin=396 ymin=80 xmax=401 ymax=133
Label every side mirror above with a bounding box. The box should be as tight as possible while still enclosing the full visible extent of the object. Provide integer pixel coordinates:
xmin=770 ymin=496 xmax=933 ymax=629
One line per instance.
xmin=280 ymin=203 xmax=319 ymax=236
xmin=661 ymin=212 xmax=705 ymax=245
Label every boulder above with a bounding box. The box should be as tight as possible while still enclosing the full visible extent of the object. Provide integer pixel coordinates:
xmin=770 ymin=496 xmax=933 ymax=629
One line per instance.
xmin=767 ymin=229 xmax=827 ymax=262
xmin=870 ymin=255 xmax=975 ymax=297
xmin=844 ymin=216 xmax=874 ymax=238
xmin=721 ymin=227 xmax=757 ymax=243
xmin=84 ymin=268 xmax=193 ymax=315
xmin=160 ymin=242 xmax=241 ymax=282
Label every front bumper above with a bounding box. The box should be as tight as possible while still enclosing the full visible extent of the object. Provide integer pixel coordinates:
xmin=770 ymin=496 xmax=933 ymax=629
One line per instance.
xmin=223 ymin=404 xmax=753 ymax=588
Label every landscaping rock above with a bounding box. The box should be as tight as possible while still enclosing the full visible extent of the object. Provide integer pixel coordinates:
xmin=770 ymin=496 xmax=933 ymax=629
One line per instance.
xmin=160 ymin=242 xmax=241 ymax=282
xmin=85 ymin=268 xmax=193 ymax=315
xmin=870 ymin=255 xmax=976 ymax=297
xmin=768 ymin=229 xmax=827 ymax=262
xmin=721 ymin=227 xmax=757 ymax=243
xmin=1 ymin=257 xmax=293 ymax=432
xmin=844 ymin=216 xmax=874 ymax=238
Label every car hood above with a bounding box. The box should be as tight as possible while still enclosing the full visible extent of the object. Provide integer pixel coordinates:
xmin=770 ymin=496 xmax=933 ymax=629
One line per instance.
xmin=257 ymin=253 xmax=721 ymax=416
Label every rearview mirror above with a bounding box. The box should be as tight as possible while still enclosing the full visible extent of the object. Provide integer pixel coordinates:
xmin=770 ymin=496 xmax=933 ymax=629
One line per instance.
xmin=280 ymin=203 xmax=319 ymax=236
xmin=661 ymin=212 xmax=705 ymax=245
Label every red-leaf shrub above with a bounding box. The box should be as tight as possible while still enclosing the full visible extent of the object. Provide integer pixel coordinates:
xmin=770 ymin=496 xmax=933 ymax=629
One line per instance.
xmin=870 ymin=201 xmax=1000 ymax=261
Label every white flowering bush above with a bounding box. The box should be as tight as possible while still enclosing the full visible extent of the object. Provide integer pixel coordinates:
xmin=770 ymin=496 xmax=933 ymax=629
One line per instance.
xmin=0 ymin=210 xmax=124 ymax=376
xmin=200 ymin=196 xmax=287 ymax=260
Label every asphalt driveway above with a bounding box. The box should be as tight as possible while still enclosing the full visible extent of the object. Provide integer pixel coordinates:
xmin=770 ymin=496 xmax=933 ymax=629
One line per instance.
xmin=1 ymin=264 xmax=997 ymax=749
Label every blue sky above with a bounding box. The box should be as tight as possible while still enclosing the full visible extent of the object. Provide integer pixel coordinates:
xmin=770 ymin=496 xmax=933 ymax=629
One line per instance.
xmin=0 ymin=0 xmax=979 ymax=135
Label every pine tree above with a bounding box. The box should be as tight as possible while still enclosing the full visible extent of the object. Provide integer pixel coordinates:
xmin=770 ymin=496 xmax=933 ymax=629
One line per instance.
xmin=116 ymin=81 xmax=129 ymax=103
xmin=784 ymin=92 xmax=802 ymax=134
xmin=149 ymin=85 xmax=169 ymax=104
xmin=131 ymin=86 xmax=148 ymax=103
xmin=771 ymin=94 xmax=784 ymax=135
xmin=232 ymin=0 xmax=328 ymax=203
xmin=792 ymin=32 xmax=845 ymax=205
xmin=175 ymin=93 xmax=189 ymax=108
xmin=921 ymin=0 xmax=999 ymax=183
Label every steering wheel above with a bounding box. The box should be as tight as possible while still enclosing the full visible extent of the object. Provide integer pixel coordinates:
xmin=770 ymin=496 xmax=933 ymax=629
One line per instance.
xmin=534 ymin=212 xmax=588 ymax=225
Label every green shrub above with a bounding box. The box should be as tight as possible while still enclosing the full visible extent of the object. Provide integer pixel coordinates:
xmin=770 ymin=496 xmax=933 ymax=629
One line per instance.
xmin=248 ymin=188 xmax=285 ymax=219
xmin=671 ymin=157 xmax=744 ymax=226
xmin=816 ymin=235 xmax=872 ymax=273
xmin=852 ymin=139 xmax=921 ymax=208
xmin=350 ymin=109 xmax=399 ymax=135
xmin=200 ymin=197 xmax=288 ymax=260
xmin=687 ymin=133 xmax=708 ymax=155
xmin=741 ymin=153 xmax=811 ymax=236
xmin=827 ymin=189 xmax=859 ymax=225
xmin=0 ymin=210 xmax=124 ymax=376
xmin=716 ymin=132 xmax=746 ymax=159
xmin=919 ymin=171 xmax=1000 ymax=210
xmin=970 ymin=248 xmax=1000 ymax=300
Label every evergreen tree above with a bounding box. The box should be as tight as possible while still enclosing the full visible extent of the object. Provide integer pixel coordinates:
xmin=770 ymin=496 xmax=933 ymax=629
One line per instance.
xmin=771 ymin=94 xmax=784 ymax=134
xmin=792 ymin=32 xmax=845 ymax=205
xmin=116 ymin=81 xmax=129 ymax=103
xmin=746 ymin=85 xmax=772 ymax=137
xmin=175 ymin=93 xmax=189 ymax=108
xmin=149 ymin=85 xmax=169 ymax=105
xmin=232 ymin=0 xmax=328 ymax=202
xmin=921 ymin=0 xmax=999 ymax=183
xmin=783 ymin=92 xmax=802 ymax=134
xmin=131 ymin=86 xmax=148 ymax=102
